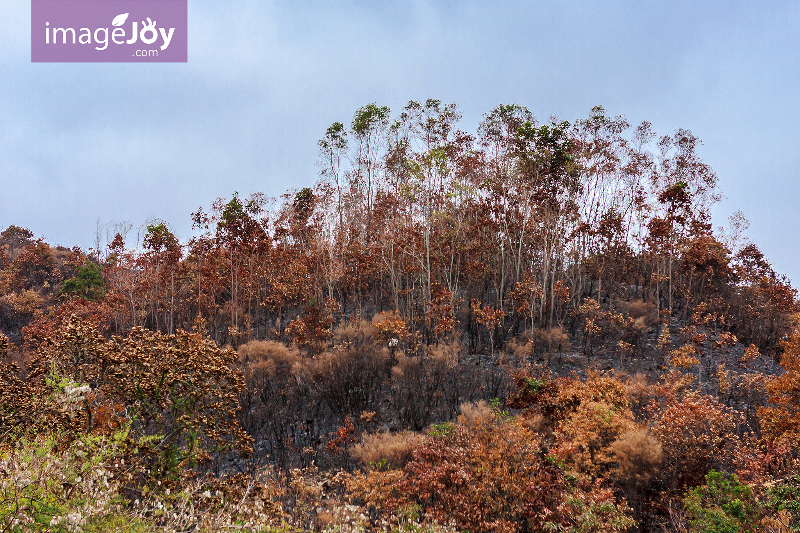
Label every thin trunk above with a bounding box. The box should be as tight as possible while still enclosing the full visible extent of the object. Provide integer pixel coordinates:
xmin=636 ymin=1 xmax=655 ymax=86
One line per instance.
xmin=170 ymin=271 xmax=175 ymax=334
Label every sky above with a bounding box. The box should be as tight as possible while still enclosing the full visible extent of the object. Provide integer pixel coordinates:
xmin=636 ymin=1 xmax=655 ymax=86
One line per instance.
xmin=1 ymin=1 xmax=799 ymax=283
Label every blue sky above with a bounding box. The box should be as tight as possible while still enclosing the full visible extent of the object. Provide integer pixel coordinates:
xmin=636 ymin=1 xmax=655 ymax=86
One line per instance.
xmin=2 ymin=1 xmax=799 ymax=282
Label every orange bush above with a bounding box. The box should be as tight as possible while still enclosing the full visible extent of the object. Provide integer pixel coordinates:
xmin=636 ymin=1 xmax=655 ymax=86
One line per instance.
xmin=654 ymin=393 xmax=739 ymax=493
xmin=347 ymin=411 xmax=633 ymax=533
xmin=759 ymin=319 xmax=800 ymax=442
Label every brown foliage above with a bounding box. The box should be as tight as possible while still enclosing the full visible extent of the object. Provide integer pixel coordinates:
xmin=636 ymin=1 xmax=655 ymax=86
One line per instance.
xmin=759 ymin=319 xmax=800 ymax=442
xmin=653 ymin=393 xmax=739 ymax=492
xmin=0 ymin=332 xmax=40 ymax=443
xmin=350 ymin=430 xmax=422 ymax=469
xmin=610 ymin=428 xmax=663 ymax=484
xmin=285 ymin=297 xmax=339 ymax=354
xmin=20 ymin=297 xmax=115 ymax=352
xmin=27 ymin=315 xmax=253 ymax=481
xmin=347 ymin=412 xmax=633 ymax=533
xmin=553 ymin=399 xmax=638 ymax=480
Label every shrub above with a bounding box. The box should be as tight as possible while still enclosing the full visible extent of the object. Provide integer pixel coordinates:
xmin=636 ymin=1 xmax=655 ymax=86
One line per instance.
xmin=346 ymin=412 xmax=633 ymax=533
xmin=29 ymin=315 xmax=252 ymax=485
xmin=610 ymin=428 xmax=663 ymax=484
xmin=764 ymin=475 xmax=800 ymax=532
xmin=350 ymin=431 xmax=422 ymax=470
xmin=553 ymin=399 xmax=638 ymax=480
xmin=683 ymin=471 xmax=760 ymax=533
xmin=0 ymin=429 xmax=133 ymax=532
xmin=654 ymin=394 xmax=739 ymax=493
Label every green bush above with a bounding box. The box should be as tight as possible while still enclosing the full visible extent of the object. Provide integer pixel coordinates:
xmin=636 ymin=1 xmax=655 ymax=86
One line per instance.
xmin=684 ymin=471 xmax=760 ymax=533
xmin=59 ymin=262 xmax=105 ymax=301
xmin=0 ymin=428 xmax=139 ymax=532
xmin=764 ymin=475 xmax=800 ymax=532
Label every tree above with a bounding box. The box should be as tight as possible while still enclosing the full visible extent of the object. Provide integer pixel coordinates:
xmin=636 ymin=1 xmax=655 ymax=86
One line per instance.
xmin=60 ymin=261 xmax=105 ymax=301
xmin=351 ymin=102 xmax=390 ymax=223
xmin=0 ymin=225 xmax=35 ymax=268
xmin=139 ymin=222 xmax=182 ymax=333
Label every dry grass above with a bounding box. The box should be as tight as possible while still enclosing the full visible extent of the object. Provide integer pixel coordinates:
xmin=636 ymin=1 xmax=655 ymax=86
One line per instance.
xmin=350 ymin=430 xmax=422 ymax=469
xmin=457 ymin=400 xmax=495 ymax=428
xmin=611 ymin=428 xmax=663 ymax=483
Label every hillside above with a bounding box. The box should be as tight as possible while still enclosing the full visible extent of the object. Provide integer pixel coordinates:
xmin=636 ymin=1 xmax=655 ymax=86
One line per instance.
xmin=1 ymin=102 xmax=799 ymax=532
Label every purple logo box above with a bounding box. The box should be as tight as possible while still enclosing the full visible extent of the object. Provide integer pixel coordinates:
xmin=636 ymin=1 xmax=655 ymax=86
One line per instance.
xmin=32 ymin=0 xmax=187 ymax=62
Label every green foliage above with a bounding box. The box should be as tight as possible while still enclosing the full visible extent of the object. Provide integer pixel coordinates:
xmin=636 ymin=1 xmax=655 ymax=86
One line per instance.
xmin=32 ymin=316 xmax=252 ymax=485
xmin=351 ymin=103 xmax=390 ymax=136
xmin=764 ymin=475 xmax=800 ymax=532
xmin=319 ymin=121 xmax=347 ymax=152
xmin=293 ymin=187 xmax=314 ymax=222
xmin=143 ymin=222 xmax=179 ymax=253
xmin=489 ymin=398 xmax=511 ymax=418
xmin=369 ymin=458 xmax=392 ymax=471
xmin=515 ymin=118 xmax=578 ymax=188
xmin=216 ymin=194 xmax=255 ymax=242
xmin=427 ymin=422 xmax=454 ymax=437
xmin=220 ymin=196 xmax=246 ymax=226
xmin=59 ymin=261 xmax=104 ymax=301
xmin=546 ymin=454 xmax=569 ymax=471
xmin=0 ymin=425 xmax=287 ymax=532
xmin=522 ymin=377 xmax=545 ymax=394
xmin=0 ymin=428 xmax=137 ymax=532
xmin=684 ymin=471 xmax=760 ymax=533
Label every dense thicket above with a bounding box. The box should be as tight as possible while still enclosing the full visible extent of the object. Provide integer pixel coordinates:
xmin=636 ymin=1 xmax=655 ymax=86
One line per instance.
xmin=1 ymin=102 xmax=799 ymax=532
